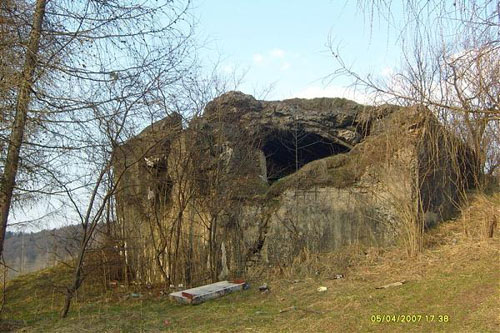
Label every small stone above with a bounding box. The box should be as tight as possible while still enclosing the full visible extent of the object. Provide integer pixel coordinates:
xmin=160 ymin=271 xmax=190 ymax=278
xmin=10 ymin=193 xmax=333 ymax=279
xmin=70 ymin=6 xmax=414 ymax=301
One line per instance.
xmin=259 ymin=283 xmax=269 ymax=292
xmin=317 ymin=286 xmax=328 ymax=292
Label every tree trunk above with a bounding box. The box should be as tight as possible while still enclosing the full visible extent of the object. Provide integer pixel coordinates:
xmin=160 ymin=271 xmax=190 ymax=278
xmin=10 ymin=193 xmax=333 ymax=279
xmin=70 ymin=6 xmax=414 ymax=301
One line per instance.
xmin=0 ymin=0 xmax=47 ymax=259
xmin=61 ymin=243 xmax=85 ymax=318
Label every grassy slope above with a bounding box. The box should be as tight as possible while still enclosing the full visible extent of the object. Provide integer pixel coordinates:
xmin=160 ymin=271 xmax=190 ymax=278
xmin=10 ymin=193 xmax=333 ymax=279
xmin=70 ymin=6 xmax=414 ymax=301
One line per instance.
xmin=1 ymin=215 xmax=499 ymax=332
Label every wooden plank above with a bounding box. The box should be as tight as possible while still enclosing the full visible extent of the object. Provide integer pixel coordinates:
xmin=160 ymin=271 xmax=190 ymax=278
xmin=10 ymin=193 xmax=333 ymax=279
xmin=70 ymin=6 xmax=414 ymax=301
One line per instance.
xmin=169 ymin=280 xmax=246 ymax=305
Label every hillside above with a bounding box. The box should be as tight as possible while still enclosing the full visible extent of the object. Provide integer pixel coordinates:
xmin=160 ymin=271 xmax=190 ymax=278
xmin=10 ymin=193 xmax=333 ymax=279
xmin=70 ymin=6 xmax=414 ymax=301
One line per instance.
xmin=1 ymin=194 xmax=498 ymax=332
xmin=3 ymin=226 xmax=82 ymax=280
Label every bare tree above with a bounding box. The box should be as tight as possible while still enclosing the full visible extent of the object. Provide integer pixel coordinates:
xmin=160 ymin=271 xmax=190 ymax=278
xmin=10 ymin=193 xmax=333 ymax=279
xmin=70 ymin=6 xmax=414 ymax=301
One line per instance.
xmin=0 ymin=0 xmax=47 ymax=260
xmin=0 ymin=0 xmax=197 ymax=317
xmin=0 ymin=0 xmax=197 ymax=266
xmin=326 ymin=1 xmax=499 ymax=255
xmin=332 ymin=0 xmax=499 ymax=187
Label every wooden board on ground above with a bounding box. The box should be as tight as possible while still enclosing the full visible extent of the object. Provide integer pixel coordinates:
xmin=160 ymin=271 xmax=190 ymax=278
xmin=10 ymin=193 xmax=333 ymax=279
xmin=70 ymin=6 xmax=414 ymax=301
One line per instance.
xmin=169 ymin=280 xmax=247 ymax=305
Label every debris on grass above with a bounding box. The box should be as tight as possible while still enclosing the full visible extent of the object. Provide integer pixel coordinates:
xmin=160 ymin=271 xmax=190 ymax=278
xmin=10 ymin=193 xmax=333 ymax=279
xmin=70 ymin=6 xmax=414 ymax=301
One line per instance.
xmin=259 ymin=283 xmax=269 ymax=292
xmin=169 ymin=280 xmax=247 ymax=305
xmin=375 ymin=280 xmax=407 ymax=289
xmin=279 ymin=305 xmax=296 ymax=313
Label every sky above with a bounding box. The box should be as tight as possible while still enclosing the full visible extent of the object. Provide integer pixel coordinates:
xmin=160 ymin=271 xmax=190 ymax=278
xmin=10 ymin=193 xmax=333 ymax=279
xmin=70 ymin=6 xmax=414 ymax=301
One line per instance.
xmin=10 ymin=0 xmax=405 ymax=232
xmin=194 ymin=0 xmax=402 ymax=102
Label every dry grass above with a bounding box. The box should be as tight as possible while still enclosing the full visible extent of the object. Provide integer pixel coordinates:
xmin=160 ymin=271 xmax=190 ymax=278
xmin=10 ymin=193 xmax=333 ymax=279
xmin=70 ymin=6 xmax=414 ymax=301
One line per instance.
xmin=2 ymin=192 xmax=499 ymax=332
xmin=459 ymin=192 xmax=500 ymax=239
xmin=3 ymin=237 xmax=498 ymax=332
xmin=247 ymin=245 xmax=366 ymax=283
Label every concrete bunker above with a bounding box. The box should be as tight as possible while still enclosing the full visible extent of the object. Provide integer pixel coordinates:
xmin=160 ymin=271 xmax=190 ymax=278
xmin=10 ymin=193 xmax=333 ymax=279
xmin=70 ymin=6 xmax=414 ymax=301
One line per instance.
xmin=113 ymin=91 xmax=475 ymax=285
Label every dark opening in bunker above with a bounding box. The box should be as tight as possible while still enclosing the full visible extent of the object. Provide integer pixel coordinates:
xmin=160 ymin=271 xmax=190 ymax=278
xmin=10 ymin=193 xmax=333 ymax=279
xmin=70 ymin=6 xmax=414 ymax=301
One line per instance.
xmin=261 ymin=129 xmax=350 ymax=183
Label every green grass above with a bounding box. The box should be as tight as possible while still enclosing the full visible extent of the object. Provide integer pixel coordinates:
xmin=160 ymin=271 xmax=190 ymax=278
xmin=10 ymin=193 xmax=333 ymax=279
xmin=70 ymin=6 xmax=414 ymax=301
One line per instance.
xmin=1 ymin=222 xmax=499 ymax=332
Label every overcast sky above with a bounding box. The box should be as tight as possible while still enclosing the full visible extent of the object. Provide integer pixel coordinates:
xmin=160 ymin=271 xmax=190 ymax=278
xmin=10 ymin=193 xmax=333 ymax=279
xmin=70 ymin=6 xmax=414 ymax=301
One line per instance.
xmin=194 ymin=0 xmax=402 ymax=102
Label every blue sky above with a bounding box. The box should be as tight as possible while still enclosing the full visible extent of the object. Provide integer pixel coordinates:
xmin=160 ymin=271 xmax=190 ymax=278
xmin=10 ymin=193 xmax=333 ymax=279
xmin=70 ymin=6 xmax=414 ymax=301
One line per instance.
xmin=195 ymin=0 xmax=402 ymax=102
xmin=11 ymin=1 xmax=405 ymax=232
